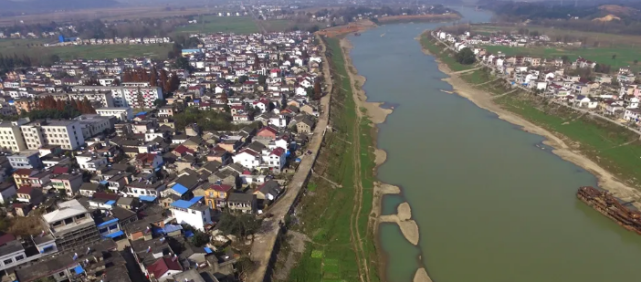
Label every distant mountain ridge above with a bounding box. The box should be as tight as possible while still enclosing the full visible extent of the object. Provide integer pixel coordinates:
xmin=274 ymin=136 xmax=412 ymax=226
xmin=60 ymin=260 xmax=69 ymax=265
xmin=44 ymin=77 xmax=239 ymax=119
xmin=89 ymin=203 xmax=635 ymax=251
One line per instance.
xmin=0 ymin=0 xmax=121 ymax=13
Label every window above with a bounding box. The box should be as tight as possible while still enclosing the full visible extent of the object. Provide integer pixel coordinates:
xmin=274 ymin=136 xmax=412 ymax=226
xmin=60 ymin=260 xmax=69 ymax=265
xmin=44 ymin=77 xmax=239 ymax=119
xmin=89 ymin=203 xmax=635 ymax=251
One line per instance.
xmin=15 ymin=255 xmax=24 ymax=261
xmin=3 ymin=259 xmax=12 ymax=265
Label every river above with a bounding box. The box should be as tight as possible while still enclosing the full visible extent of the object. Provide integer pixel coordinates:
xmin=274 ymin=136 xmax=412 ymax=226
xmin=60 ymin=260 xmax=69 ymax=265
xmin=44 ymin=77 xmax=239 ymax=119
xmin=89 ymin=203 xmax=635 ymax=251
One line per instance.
xmin=347 ymin=6 xmax=641 ymax=282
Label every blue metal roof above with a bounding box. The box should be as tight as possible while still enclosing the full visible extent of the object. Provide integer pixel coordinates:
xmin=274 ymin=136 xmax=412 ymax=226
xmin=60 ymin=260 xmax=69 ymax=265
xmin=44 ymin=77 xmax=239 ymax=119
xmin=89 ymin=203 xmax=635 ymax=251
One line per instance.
xmin=103 ymin=230 xmax=124 ymax=239
xmin=73 ymin=265 xmax=85 ymax=274
xmin=99 ymin=180 xmax=108 ymax=185
xmin=204 ymin=247 xmax=213 ymax=254
xmin=171 ymin=200 xmax=193 ymax=209
xmin=163 ymin=224 xmax=183 ymax=234
xmin=135 ymin=111 xmax=147 ymax=116
xmin=171 ymin=183 xmax=188 ymax=195
xmin=171 ymin=196 xmax=203 ymax=209
xmin=138 ymin=195 xmax=157 ymax=202
xmin=185 ymin=230 xmax=194 ymax=238
xmin=96 ymin=218 xmax=119 ymax=228
xmin=105 ymin=200 xmax=116 ymax=205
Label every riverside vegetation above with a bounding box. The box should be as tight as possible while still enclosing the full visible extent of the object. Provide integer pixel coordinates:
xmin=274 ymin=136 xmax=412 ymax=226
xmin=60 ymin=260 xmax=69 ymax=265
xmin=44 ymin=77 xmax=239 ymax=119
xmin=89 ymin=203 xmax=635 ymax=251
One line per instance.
xmin=420 ymin=31 xmax=641 ymax=194
xmin=284 ymin=37 xmax=380 ymax=282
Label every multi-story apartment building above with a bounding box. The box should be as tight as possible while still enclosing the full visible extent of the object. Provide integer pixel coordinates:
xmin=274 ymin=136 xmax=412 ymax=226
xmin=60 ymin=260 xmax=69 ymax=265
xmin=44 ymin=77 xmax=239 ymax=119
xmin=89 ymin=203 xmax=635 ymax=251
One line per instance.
xmin=75 ymin=114 xmax=114 ymax=138
xmin=21 ymin=120 xmax=85 ymax=150
xmin=7 ymin=150 xmax=43 ymax=169
xmin=42 ymin=199 xmax=100 ymax=251
xmin=66 ymin=92 xmax=114 ymax=108
xmin=70 ymin=86 xmax=163 ymax=109
xmin=0 ymin=119 xmax=29 ymax=152
xmin=50 ymin=173 xmax=84 ymax=196
xmin=96 ymin=107 xmax=134 ymax=121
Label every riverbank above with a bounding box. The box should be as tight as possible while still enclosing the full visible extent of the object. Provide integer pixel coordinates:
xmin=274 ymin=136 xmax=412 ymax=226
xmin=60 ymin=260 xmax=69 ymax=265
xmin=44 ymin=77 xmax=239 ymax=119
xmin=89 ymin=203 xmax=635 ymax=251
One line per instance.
xmin=377 ymin=13 xmax=461 ymax=24
xmin=419 ymin=30 xmax=641 ymax=208
xmin=339 ymin=37 xmax=429 ymax=282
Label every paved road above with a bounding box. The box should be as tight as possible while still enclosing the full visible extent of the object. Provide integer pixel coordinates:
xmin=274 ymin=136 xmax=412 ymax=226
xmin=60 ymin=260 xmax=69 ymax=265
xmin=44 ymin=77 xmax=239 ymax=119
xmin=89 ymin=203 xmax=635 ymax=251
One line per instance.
xmin=247 ymin=35 xmax=333 ymax=282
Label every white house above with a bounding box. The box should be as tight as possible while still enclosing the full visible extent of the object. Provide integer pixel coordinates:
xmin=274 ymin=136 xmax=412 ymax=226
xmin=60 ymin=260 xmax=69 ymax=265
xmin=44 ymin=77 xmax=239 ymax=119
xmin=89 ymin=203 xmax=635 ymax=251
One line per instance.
xmin=170 ymin=196 xmax=212 ymax=231
xmin=262 ymin=147 xmax=286 ymax=174
xmin=624 ymin=109 xmax=641 ymax=122
xmin=0 ymin=182 xmax=17 ymax=204
xmin=76 ymin=154 xmax=108 ymax=172
xmin=232 ymin=149 xmax=261 ymax=169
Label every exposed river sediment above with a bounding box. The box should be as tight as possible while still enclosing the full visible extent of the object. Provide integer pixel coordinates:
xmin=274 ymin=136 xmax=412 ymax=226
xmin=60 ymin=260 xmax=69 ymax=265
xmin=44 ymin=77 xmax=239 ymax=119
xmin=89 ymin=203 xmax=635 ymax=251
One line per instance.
xmin=346 ymin=6 xmax=641 ymax=282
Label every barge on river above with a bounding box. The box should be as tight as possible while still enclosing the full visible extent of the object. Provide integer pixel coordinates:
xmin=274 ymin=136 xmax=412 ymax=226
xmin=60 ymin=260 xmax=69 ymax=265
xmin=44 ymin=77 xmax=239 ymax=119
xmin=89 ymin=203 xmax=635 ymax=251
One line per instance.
xmin=577 ymin=186 xmax=641 ymax=235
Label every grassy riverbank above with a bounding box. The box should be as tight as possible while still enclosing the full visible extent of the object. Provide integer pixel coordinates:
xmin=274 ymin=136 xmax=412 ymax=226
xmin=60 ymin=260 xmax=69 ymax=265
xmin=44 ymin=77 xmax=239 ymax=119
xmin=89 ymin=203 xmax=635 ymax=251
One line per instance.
xmin=286 ymin=37 xmax=380 ymax=282
xmin=420 ymin=31 xmax=641 ymax=190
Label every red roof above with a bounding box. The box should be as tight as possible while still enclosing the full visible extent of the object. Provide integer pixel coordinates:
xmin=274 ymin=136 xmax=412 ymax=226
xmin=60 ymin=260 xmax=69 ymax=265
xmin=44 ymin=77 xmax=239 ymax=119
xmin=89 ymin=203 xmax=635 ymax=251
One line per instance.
xmin=0 ymin=233 xmax=16 ymax=246
xmin=271 ymin=147 xmax=286 ymax=157
xmin=17 ymin=186 xmax=34 ymax=195
xmin=173 ymin=145 xmax=194 ymax=155
xmin=147 ymin=257 xmax=182 ymax=279
xmin=52 ymin=166 xmax=69 ymax=174
xmin=136 ymin=153 xmax=158 ymax=164
xmin=257 ymin=126 xmax=278 ymax=136
xmin=211 ymin=184 xmax=233 ymax=192
xmin=14 ymin=169 xmax=33 ymax=176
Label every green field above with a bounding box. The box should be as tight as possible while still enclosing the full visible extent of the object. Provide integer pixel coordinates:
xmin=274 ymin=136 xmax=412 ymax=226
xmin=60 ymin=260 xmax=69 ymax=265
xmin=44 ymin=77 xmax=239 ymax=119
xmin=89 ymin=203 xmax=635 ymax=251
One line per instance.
xmin=287 ymin=37 xmax=379 ymax=282
xmin=174 ymin=16 xmax=259 ymax=34
xmin=496 ymin=94 xmax=641 ymax=187
xmin=0 ymin=39 xmax=172 ymax=60
xmin=483 ymin=45 xmax=641 ymax=70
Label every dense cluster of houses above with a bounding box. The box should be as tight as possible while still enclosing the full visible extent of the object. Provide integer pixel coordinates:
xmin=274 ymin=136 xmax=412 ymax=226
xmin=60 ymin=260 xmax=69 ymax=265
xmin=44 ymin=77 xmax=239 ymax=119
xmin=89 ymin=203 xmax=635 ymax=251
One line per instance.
xmin=436 ymin=29 xmax=641 ymax=125
xmin=436 ymin=30 xmax=581 ymax=50
xmin=46 ymin=36 xmax=173 ymax=47
xmin=0 ymin=30 xmax=324 ymax=281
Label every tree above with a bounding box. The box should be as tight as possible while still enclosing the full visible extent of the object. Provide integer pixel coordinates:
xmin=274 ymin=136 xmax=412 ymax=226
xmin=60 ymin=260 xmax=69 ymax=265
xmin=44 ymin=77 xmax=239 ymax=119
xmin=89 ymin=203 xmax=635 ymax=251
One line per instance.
xmin=612 ymin=54 xmax=617 ymax=60
xmin=159 ymin=69 xmax=169 ymax=93
xmin=635 ymin=60 xmax=639 ymax=65
xmin=258 ymin=75 xmax=267 ymax=85
xmin=216 ymin=211 xmax=263 ymax=240
xmin=313 ymin=79 xmax=322 ymax=100
xmin=455 ymin=47 xmax=476 ymax=65
xmin=149 ymin=66 xmax=158 ymax=87
xmin=190 ymin=230 xmax=210 ymax=247
xmin=169 ymin=72 xmax=180 ymax=93
xmin=174 ymin=56 xmax=190 ymax=70
xmin=49 ymin=54 xmax=60 ymax=64
xmin=153 ymin=99 xmax=167 ymax=107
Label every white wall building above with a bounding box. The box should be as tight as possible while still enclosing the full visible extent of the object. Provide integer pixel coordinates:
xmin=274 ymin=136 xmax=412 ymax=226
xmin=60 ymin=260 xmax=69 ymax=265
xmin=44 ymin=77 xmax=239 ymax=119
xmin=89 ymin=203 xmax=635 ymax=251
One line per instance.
xmin=76 ymin=115 xmax=113 ymax=138
xmin=0 ymin=119 xmax=29 ymax=152
xmin=71 ymin=86 xmax=163 ymax=109
xmin=96 ymin=107 xmax=134 ymax=121
xmin=170 ymin=196 xmax=212 ymax=231
xmin=20 ymin=120 xmax=85 ymax=150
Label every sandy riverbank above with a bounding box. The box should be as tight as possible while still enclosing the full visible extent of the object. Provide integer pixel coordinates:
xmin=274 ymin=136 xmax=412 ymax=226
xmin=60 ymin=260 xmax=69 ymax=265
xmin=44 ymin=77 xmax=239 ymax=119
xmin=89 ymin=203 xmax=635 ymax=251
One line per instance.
xmin=379 ymin=202 xmax=420 ymax=245
xmin=340 ymin=36 xmax=427 ymax=282
xmin=420 ymin=31 xmax=641 ymax=207
xmin=414 ymin=268 xmax=433 ymax=282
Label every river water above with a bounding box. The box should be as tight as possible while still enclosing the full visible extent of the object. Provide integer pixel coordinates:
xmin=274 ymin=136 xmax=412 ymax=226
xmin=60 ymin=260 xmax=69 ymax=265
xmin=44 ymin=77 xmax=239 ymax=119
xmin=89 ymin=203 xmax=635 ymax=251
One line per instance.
xmin=348 ymin=7 xmax=641 ymax=282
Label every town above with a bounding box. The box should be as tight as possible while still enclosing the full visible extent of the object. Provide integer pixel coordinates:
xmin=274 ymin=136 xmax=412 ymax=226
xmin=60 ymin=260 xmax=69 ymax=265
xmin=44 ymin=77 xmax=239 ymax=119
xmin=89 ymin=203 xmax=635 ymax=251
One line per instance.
xmin=0 ymin=30 xmax=325 ymax=282
xmin=434 ymin=29 xmax=641 ymax=131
